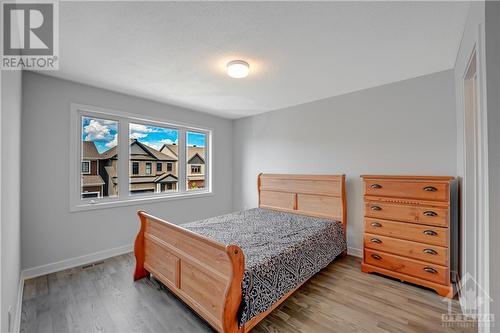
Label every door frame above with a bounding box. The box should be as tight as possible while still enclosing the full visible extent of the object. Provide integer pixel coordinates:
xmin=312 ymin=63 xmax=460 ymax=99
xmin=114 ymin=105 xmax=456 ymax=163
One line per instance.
xmin=458 ymin=23 xmax=490 ymax=326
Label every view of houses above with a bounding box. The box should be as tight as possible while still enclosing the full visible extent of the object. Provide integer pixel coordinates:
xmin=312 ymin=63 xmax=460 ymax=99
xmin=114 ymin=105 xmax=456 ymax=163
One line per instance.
xmin=81 ymin=117 xmax=206 ymax=198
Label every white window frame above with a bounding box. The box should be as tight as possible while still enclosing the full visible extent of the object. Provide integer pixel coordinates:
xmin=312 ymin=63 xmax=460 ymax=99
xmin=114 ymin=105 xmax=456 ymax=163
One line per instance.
xmin=69 ymin=103 xmax=213 ymax=212
xmin=81 ymin=160 xmax=91 ymax=174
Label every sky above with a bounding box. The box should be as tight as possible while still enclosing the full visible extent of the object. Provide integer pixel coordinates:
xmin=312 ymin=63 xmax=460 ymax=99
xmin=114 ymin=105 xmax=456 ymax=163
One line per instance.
xmin=82 ymin=116 xmax=206 ymax=154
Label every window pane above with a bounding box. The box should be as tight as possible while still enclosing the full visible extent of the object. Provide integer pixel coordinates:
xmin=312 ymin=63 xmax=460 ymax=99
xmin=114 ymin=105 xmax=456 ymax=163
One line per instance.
xmin=129 ymin=123 xmax=179 ymax=194
xmin=82 ymin=161 xmax=90 ymax=174
xmin=81 ymin=116 xmax=118 ymax=199
xmin=186 ymin=131 xmax=206 ymax=190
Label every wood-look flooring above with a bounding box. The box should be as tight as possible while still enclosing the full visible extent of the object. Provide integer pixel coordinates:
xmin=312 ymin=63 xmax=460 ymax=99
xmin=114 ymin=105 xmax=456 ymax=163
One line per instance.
xmin=21 ymin=254 xmax=475 ymax=333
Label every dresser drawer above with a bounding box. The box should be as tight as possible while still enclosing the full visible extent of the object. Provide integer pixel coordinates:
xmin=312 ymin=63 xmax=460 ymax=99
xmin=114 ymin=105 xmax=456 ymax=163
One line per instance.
xmin=364 ymin=218 xmax=448 ymax=247
xmin=364 ymin=233 xmax=448 ymax=266
xmin=365 ymin=179 xmax=449 ymax=202
xmin=365 ymin=201 xmax=448 ymax=227
xmin=364 ymin=249 xmax=448 ymax=285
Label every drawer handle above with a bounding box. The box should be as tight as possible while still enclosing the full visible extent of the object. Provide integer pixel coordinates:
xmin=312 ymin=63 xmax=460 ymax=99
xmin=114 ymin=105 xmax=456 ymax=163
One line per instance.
xmin=423 ymin=211 xmax=437 ymax=217
xmin=370 ymin=184 xmax=382 ymax=189
xmin=423 ymin=186 xmax=438 ymax=192
xmin=423 ymin=248 xmax=438 ymax=255
xmin=423 ymin=230 xmax=438 ymax=236
xmin=371 ymin=206 xmax=382 ymax=211
xmin=371 ymin=254 xmax=382 ymax=260
xmin=423 ymin=267 xmax=438 ymax=274
xmin=370 ymin=238 xmax=382 ymax=244
xmin=371 ymin=222 xmax=382 ymax=227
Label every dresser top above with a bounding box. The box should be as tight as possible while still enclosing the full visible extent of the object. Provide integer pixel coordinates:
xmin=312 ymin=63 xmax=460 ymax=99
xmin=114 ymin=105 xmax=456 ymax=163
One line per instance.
xmin=361 ymin=175 xmax=455 ymax=181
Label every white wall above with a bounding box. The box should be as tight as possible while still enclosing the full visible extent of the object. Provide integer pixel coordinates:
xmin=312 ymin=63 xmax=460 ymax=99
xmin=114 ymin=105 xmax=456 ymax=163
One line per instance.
xmin=485 ymin=1 xmax=500 ymax=329
xmin=21 ymin=72 xmax=233 ymax=271
xmin=1 ymin=70 xmax=23 ymax=333
xmin=232 ymin=70 xmax=457 ymax=256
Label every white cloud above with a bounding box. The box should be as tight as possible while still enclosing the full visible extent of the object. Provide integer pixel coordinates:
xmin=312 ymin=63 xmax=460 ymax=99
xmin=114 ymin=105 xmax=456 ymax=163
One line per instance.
xmin=146 ymin=142 xmax=163 ymax=150
xmin=130 ymin=123 xmax=155 ymax=133
xmin=160 ymin=138 xmax=178 ymax=145
xmin=141 ymin=138 xmax=178 ymax=151
xmin=130 ymin=132 xmax=148 ymax=139
xmin=105 ymin=133 xmax=118 ymax=148
xmin=84 ymin=119 xmax=111 ymax=141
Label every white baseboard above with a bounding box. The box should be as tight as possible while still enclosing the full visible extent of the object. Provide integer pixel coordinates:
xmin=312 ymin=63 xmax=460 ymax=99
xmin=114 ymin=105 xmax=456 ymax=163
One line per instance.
xmin=348 ymin=247 xmax=362 ymax=258
xmin=22 ymin=244 xmax=133 ymax=280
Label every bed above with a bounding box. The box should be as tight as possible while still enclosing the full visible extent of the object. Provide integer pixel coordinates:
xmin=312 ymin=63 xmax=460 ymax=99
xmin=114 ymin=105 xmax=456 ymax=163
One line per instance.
xmin=133 ymin=173 xmax=347 ymax=333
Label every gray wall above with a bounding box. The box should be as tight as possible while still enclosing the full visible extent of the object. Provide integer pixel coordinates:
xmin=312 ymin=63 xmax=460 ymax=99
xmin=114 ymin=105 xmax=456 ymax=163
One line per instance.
xmin=232 ymin=70 xmax=457 ymax=255
xmin=1 ymin=70 xmax=22 ymax=333
xmin=486 ymin=1 xmax=500 ymax=327
xmin=21 ymin=72 xmax=233 ymax=270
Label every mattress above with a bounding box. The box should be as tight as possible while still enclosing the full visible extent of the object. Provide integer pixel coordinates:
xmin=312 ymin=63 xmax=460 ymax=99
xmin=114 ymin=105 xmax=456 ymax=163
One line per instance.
xmin=183 ymin=207 xmax=346 ymax=326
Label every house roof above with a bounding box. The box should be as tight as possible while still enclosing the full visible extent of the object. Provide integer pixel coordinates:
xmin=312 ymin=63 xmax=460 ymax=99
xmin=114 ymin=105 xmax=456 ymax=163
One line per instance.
xmin=154 ymin=173 xmax=178 ymax=183
xmin=187 ymin=146 xmax=205 ymax=163
xmin=129 ymin=176 xmax=158 ymax=184
xmin=82 ymin=141 xmax=101 ymax=160
xmin=160 ymin=143 xmax=178 ymax=156
xmin=160 ymin=144 xmax=205 ymax=164
xmin=100 ymin=146 xmax=117 ymax=160
xmin=82 ymin=175 xmax=105 ymax=186
xmin=99 ymin=139 xmax=177 ymax=161
xmin=133 ymin=140 xmax=177 ymax=161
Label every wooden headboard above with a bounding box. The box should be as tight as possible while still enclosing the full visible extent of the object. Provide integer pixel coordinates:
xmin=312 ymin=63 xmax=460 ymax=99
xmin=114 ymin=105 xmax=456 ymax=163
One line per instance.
xmin=258 ymin=173 xmax=347 ymax=233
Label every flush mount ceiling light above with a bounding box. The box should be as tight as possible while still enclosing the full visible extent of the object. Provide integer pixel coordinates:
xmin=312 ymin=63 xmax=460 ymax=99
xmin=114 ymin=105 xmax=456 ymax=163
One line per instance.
xmin=226 ymin=60 xmax=250 ymax=78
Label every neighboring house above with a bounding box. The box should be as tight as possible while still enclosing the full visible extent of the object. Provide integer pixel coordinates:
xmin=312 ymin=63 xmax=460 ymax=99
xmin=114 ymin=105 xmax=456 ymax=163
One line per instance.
xmin=82 ymin=140 xmax=204 ymax=198
xmin=97 ymin=139 xmax=179 ymax=195
xmin=81 ymin=141 xmax=106 ymax=198
xmin=99 ymin=144 xmax=119 ymax=197
xmin=160 ymin=143 xmax=206 ymax=189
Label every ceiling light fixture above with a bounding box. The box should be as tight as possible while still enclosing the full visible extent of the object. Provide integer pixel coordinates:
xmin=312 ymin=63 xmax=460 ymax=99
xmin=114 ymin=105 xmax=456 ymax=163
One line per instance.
xmin=226 ymin=60 xmax=250 ymax=78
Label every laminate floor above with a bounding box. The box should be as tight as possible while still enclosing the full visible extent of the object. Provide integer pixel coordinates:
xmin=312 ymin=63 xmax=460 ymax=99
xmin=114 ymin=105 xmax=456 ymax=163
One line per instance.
xmin=21 ymin=254 xmax=475 ymax=333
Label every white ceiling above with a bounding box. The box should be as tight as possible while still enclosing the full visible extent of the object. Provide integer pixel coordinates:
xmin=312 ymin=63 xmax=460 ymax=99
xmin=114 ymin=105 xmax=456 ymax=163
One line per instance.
xmin=47 ymin=1 xmax=470 ymax=119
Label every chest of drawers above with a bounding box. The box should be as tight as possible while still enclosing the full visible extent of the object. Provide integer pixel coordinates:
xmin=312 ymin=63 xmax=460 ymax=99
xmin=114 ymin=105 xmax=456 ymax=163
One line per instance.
xmin=360 ymin=175 xmax=457 ymax=298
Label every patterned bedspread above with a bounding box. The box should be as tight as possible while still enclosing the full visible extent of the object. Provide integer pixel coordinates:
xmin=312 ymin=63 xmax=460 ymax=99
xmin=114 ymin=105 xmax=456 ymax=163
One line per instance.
xmin=183 ymin=208 xmax=346 ymax=326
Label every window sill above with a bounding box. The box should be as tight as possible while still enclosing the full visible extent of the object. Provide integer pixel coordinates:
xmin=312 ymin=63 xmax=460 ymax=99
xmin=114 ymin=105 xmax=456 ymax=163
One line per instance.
xmin=70 ymin=190 xmax=213 ymax=212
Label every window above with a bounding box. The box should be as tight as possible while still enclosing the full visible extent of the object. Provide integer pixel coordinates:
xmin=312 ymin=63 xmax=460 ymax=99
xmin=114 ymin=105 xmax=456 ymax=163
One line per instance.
xmin=187 ymin=131 xmax=206 ymax=190
xmin=82 ymin=192 xmax=100 ymax=198
xmin=145 ymin=163 xmax=152 ymax=175
xmin=132 ymin=162 xmax=139 ymax=175
xmin=71 ymin=104 xmax=211 ymax=211
xmin=80 ymin=116 xmax=118 ymax=200
xmin=82 ymin=161 xmax=90 ymax=174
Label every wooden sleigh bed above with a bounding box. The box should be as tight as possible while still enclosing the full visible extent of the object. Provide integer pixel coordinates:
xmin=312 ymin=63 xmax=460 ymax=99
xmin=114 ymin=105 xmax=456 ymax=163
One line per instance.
xmin=133 ymin=173 xmax=347 ymax=333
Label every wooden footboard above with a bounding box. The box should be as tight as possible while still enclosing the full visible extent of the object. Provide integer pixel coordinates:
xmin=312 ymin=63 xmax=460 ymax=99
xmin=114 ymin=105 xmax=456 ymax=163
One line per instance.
xmin=134 ymin=211 xmax=245 ymax=333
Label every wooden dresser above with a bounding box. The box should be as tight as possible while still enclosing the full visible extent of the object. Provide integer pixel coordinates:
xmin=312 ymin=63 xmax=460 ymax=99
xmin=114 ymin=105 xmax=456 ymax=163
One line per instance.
xmin=360 ymin=175 xmax=457 ymax=298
